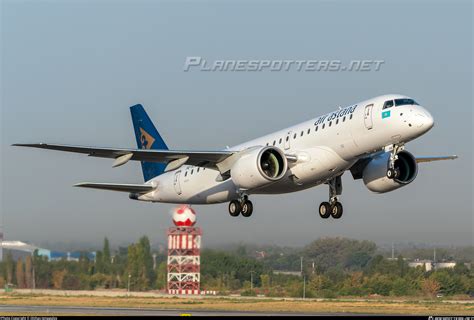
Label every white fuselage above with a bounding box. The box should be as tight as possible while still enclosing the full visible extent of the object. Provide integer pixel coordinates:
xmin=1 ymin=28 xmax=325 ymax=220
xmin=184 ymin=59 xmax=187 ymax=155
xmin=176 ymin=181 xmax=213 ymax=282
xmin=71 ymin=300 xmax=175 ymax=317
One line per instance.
xmin=137 ymin=94 xmax=434 ymax=204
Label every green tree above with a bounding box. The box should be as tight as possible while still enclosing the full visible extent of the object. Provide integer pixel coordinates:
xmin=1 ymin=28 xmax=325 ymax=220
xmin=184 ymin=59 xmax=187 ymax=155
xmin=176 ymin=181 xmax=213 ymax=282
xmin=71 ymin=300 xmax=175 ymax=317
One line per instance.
xmin=155 ymin=261 xmax=167 ymax=290
xmin=95 ymin=251 xmax=104 ymax=274
xmin=102 ymin=237 xmax=112 ymax=274
xmin=430 ymin=270 xmax=463 ymax=295
xmin=309 ymin=274 xmax=332 ymax=291
xmin=340 ymin=271 xmax=367 ymax=296
xmin=396 ymin=255 xmax=408 ymax=277
xmin=304 ymin=237 xmax=376 ymax=272
xmin=4 ymin=252 xmax=14 ymax=285
xmin=391 ymin=278 xmax=410 ymax=296
xmin=138 ymin=236 xmax=155 ymax=288
xmin=15 ymin=259 xmax=25 ymax=288
xmin=453 ymin=263 xmax=469 ymax=275
xmin=236 ymin=245 xmax=247 ymax=257
xmin=367 ymin=274 xmax=392 ymax=296
xmin=32 ymin=250 xmax=51 ymax=288
xmin=123 ymin=237 xmax=155 ymax=291
xmin=125 ymin=244 xmax=142 ymax=290
xmin=24 ymin=255 xmax=33 ymax=289
xmin=260 ymin=274 xmax=271 ymax=289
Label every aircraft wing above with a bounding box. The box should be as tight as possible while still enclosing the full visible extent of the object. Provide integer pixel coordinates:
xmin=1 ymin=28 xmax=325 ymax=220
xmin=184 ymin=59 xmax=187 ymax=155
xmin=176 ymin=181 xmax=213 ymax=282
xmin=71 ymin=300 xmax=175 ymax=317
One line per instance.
xmin=415 ymin=155 xmax=458 ymax=163
xmin=13 ymin=143 xmax=234 ymax=169
xmin=74 ymin=182 xmax=155 ymax=193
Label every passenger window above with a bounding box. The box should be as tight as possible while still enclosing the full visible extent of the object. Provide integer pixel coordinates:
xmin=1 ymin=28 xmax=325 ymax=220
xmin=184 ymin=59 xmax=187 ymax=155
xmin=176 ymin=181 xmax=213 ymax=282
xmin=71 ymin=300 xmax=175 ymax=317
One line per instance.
xmin=383 ymin=100 xmax=394 ymax=109
xmin=343 ymin=116 xmax=346 ymax=122
xmin=300 ymin=131 xmax=303 ymax=137
xmin=336 ymin=119 xmax=339 ymax=125
xmin=322 ymin=123 xmax=325 ymax=129
xmin=185 ymin=172 xmax=188 ymax=177
xmin=279 ymin=138 xmax=282 ymax=144
xmin=273 ymin=140 xmax=276 ymax=146
xmin=307 ymin=129 xmax=310 ymax=134
xmin=350 ymin=114 xmax=353 ymax=120
xmin=315 ymin=126 xmax=318 ymax=131
xmin=197 ymin=168 xmax=200 ymax=172
xmin=286 ymin=136 xmax=289 ymax=141
xmin=329 ymin=121 xmax=332 ymax=127
xmin=293 ymin=133 xmax=297 ymax=139
xmin=191 ymin=169 xmax=194 ymax=175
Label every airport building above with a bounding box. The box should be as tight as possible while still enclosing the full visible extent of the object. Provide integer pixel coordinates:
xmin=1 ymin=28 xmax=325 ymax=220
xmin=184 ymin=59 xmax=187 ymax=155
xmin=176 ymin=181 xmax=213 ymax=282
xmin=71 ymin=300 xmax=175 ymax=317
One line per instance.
xmin=0 ymin=240 xmax=96 ymax=262
xmin=407 ymin=259 xmax=465 ymax=271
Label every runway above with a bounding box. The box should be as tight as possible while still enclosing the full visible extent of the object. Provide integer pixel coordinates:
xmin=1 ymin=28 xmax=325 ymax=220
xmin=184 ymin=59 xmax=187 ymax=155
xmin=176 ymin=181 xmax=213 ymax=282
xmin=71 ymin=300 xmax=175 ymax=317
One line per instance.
xmin=0 ymin=304 xmax=362 ymax=316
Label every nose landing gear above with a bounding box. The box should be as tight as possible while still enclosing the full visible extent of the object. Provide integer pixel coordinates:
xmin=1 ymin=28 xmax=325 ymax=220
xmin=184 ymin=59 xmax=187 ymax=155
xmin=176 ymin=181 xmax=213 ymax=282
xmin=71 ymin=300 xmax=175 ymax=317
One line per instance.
xmin=386 ymin=144 xmax=404 ymax=180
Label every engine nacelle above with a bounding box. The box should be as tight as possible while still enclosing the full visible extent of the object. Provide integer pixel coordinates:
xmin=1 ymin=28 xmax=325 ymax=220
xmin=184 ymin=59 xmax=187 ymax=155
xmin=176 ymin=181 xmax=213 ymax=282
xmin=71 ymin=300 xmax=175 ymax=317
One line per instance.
xmin=231 ymin=146 xmax=288 ymax=189
xmin=363 ymin=151 xmax=418 ymax=193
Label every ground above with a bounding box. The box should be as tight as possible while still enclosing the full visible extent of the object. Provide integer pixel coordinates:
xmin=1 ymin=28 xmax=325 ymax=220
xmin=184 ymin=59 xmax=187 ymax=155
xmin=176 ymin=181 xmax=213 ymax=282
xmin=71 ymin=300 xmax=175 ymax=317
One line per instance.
xmin=0 ymin=291 xmax=472 ymax=316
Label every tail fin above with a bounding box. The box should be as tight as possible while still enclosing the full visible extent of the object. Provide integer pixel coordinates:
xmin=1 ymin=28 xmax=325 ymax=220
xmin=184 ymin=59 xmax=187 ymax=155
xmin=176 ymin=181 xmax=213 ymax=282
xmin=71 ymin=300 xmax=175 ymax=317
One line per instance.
xmin=130 ymin=104 xmax=169 ymax=181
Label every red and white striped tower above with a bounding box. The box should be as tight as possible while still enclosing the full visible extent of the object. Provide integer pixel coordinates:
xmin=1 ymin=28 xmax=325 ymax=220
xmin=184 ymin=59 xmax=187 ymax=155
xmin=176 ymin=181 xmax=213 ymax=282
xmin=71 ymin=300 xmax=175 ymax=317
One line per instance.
xmin=167 ymin=205 xmax=201 ymax=295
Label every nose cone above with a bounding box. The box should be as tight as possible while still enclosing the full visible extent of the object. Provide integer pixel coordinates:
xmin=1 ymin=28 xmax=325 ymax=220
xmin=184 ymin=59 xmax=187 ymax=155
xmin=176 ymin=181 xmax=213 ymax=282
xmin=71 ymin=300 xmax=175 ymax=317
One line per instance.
xmin=411 ymin=108 xmax=434 ymax=134
xmin=424 ymin=111 xmax=434 ymax=130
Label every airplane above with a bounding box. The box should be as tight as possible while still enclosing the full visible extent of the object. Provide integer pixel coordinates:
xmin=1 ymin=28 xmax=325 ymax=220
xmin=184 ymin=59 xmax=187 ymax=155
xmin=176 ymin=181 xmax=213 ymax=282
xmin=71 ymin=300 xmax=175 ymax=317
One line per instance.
xmin=14 ymin=94 xmax=458 ymax=219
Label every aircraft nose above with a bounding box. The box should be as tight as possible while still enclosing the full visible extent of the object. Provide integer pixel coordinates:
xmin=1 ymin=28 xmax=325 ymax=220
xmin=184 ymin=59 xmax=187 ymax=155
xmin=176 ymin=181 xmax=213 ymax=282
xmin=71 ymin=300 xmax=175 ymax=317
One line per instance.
xmin=424 ymin=111 xmax=434 ymax=130
xmin=411 ymin=108 xmax=434 ymax=132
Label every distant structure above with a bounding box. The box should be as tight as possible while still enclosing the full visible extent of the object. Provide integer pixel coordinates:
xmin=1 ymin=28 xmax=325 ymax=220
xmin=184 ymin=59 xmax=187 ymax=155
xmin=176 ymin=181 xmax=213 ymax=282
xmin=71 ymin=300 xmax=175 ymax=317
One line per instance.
xmin=167 ymin=206 xmax=202 ymax=295
xmin=1 ymin=240 xmax=96 ymax=261
xmin=408 ymin=259 xmax=461 ymax=271
xmin=408 ymin=259 xmax=435 ymax=271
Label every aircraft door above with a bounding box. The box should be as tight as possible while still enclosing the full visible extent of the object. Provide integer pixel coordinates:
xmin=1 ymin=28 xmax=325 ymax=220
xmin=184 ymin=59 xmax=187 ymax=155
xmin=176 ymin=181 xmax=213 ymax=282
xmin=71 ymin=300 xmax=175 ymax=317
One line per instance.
xmin=284 ymin=131 xmax=291 ymax=150
xmin=364 ymin=104 xmax=374 ymax=130
xmin=173 ymin=170 xmax=182 ymax=195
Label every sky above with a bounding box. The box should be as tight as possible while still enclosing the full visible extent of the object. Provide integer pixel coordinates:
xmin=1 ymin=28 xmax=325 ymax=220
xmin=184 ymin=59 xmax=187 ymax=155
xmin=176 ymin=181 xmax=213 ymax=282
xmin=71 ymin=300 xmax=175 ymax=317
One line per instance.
xmin=1 ymin=0 xmax=472 ymax=249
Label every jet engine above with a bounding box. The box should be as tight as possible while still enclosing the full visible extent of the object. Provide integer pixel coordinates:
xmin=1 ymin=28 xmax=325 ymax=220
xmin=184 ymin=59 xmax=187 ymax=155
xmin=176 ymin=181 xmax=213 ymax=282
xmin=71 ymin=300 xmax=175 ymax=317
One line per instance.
xmin=231 ymin=146 xmax=288 ymax=189
xmin=363 ymin=150 xmax=418 ymax=193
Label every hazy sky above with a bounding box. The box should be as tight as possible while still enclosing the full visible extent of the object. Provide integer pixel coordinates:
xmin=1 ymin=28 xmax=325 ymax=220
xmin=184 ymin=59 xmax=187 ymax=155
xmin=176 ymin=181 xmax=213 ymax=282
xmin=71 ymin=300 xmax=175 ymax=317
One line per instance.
xmin=1 ymin=0 xmax=472 ymax=248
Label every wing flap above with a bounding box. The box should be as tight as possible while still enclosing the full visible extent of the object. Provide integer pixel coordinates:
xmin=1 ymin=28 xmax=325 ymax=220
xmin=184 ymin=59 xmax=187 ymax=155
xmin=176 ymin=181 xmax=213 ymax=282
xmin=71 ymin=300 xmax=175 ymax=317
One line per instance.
xmin=74 ymin=182 xmax=155 ymax=193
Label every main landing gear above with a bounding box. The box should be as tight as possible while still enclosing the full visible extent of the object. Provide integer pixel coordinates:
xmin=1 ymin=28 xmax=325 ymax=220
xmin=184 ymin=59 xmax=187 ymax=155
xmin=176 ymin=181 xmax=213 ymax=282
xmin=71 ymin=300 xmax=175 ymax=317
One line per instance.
xmin=319 ymin=176 xmax=343 ymax=219
xmin=386 ymin=144 xmax=405 ymax=180
xmin=228 ymin=195 xmax=253 ymax=217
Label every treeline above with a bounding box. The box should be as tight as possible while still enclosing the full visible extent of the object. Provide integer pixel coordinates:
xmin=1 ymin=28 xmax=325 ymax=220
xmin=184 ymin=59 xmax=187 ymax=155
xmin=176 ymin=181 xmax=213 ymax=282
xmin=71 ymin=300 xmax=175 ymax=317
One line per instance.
xmin=0 ymin=237 xmax=472 ymax=298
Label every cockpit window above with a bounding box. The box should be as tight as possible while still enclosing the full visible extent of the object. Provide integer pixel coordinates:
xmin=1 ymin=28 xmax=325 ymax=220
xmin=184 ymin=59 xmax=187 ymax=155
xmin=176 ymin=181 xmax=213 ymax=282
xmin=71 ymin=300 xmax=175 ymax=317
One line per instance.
xmin=383 ymin=100 xmax=394 ymax=109
xmin=395 ymin=98 xmax=419 ymax=106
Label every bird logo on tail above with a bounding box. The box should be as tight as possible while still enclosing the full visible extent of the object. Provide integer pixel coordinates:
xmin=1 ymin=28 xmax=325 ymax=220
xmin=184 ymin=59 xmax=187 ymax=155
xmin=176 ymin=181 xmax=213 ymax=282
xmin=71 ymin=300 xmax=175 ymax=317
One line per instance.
xmin=139 ymin=127 xmax=155 ymax=149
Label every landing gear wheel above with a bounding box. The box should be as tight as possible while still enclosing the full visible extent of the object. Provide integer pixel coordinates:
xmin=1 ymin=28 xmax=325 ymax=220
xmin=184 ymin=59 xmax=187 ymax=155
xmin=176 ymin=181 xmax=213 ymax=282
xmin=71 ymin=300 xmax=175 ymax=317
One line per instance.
xmin=330 ymin=202 xmax=343 ymax=219
xmin=319 ymin=202 xmax=331 ymax=219
xmin=229 ymin=200 xmax=241 ymax=217
xmin=393 ymin=168 xmax=400 ymax=179
xmin=241 ymin=200 xmax=253 ymax=217
xmin=387 ymin=168 xmax=395 ymax=179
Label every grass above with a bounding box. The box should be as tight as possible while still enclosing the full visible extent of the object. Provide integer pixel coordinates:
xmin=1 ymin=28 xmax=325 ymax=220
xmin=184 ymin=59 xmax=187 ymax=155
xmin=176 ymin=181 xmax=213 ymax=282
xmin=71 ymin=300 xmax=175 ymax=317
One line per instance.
xmin=0 ymin=292 xmax=472 ymax=315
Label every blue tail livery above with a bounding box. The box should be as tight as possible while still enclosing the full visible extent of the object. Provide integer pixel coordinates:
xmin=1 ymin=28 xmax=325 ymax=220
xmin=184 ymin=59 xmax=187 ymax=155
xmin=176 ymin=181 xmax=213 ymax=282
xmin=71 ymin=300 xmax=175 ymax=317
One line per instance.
xmin=130 ymin=104 xmax=169 ymax=181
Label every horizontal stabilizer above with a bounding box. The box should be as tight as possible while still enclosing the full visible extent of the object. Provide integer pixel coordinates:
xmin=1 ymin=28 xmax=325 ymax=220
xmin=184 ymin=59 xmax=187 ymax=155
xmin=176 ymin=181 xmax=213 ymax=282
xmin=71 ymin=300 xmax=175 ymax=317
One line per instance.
xmin=74 ymin=182 xmax=155 ymax=193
